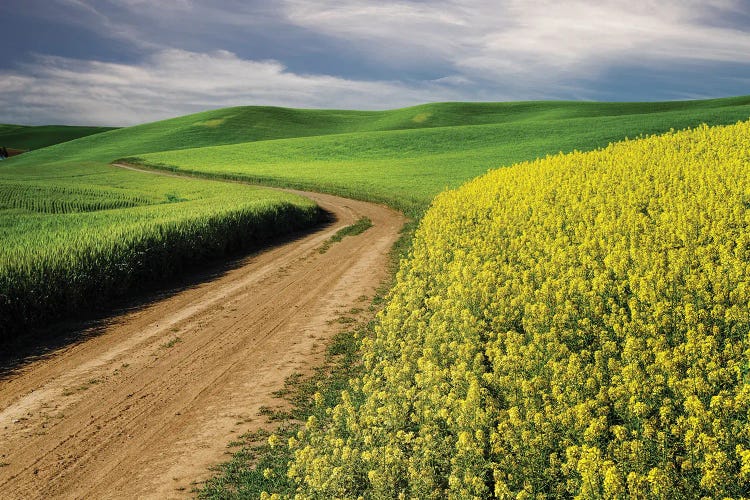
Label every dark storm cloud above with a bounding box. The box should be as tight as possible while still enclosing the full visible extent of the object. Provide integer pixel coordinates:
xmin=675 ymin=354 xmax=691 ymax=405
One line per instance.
xmin=1 ymin=0 xmax=749 ymax=125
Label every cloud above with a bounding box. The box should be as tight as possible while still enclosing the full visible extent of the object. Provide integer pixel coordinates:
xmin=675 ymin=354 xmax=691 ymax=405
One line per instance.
xmin=0 ymin=49 xmax=468 ymax=126
xmin=3 ymin=0 xmax=750 ymax=125
xmin=46 ymin=0 xmax=286 ymax=52
xmin=283 ymin=0 xmax=750 ymax=80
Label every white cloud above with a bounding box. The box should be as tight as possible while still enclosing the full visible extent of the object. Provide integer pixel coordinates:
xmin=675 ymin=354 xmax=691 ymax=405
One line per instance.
xmin=283 ymin=0 xmax=750 ymax=81
xmin=283 ymin=0 xmax=476 ymax=63
xmin=0 ymin=50 xmax=468 ymax=126
xmin=3 ymin=0 xmax=750 ymax=125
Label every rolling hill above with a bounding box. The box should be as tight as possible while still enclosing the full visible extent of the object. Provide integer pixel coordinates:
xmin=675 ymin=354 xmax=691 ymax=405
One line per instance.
xmin=132 ymin=96 xmax=750 ymax=215
xmin=0 ymin=123 xmax=115 ymax=151
xmin=4 ymin=95 xmax=749 ymax=336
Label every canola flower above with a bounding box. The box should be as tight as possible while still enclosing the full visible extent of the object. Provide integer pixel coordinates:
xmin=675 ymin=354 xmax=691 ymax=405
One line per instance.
xmin=283 ymin=121 xmax=750 ymax=498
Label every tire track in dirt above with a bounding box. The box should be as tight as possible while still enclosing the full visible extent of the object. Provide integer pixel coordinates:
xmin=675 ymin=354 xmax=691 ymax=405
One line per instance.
xmin=0 ymin=165 xmax=406 ymax=499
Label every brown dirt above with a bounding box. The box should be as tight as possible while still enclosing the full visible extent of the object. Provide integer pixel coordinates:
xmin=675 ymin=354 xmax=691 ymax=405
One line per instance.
xmin=0 ymin=171 xmax=406 ymax=499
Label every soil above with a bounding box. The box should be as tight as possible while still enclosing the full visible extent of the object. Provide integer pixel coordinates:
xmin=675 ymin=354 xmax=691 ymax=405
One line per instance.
xmin=0 ymin=173 xmax=406 ymax=499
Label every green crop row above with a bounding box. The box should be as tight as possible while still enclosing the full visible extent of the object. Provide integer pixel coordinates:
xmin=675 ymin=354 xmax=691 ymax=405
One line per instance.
xmin=0 ymin=182 xmax=154 ymax=213
xmin=0 ymin=150 xmax=323 ymax=340
xmin=0 ymin=193 xmax=322 ymax=340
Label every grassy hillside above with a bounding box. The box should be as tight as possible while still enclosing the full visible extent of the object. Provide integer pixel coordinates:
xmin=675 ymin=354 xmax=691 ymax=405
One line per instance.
xmin=136 ymin=96 xmax=750 ymax=216
xmin=0 ymin=123 xmax=115 ymax=151
xmin=6 ymin=96 xmax=748 ymax=336
xmin=15 ymin=95 xmax=749 ymax=169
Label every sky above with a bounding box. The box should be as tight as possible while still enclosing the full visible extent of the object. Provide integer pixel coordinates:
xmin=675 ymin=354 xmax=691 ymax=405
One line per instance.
xmin=1 ymin=0 xmax=750 ymax=126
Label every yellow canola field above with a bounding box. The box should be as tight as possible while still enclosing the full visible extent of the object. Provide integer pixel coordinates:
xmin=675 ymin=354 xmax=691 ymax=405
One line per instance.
xmin=285 ymin=121 xmax=750 ymax=499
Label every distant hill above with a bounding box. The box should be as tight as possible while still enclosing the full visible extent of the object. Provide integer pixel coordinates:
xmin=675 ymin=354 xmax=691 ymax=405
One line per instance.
xmin=129 ymin=95 xmax=750 ymax=215
xmin=0 ymin=124 xmax=116 ymax=152
xmin=12 ymin=94 xmax=750 ymax=170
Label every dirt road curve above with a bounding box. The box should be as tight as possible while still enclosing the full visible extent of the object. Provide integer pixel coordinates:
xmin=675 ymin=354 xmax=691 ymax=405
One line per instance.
xmin=0 ymin=177 xmax=405 ymax=499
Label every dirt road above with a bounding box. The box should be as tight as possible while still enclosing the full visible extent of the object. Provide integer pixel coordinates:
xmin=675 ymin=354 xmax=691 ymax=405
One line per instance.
xmin=0 ymin=176 xmax=405 ymax=498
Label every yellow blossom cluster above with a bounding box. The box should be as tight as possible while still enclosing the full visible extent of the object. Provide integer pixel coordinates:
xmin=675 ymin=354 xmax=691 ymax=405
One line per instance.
xmin=284 ymin=121 xmax=750 ymax=498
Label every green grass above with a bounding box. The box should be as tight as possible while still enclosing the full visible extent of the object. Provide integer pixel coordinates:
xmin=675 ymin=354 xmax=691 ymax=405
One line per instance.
xmin=161 ymin=337 xmax=183 ymax=349
xmin=0 ymin=170 xmax=322 ymax=339
xmin=318 ymin=217 xmax=373 ymax=254
xmin=0 ymin=120 xmax=325 ymax=339
xmin=134 ymin=96 xmax=750 ymax=217
xmin=0 ymin=123 xmax=115 ymax=151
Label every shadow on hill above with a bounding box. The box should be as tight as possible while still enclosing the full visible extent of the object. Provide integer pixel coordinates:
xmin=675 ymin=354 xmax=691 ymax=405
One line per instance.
xmin=0 ymin=211 xmax=334 ymax=379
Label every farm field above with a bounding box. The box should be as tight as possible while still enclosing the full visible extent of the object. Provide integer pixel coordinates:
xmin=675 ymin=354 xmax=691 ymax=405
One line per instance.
xmin=277 ymin=120 xmax=750 ymax=498
xmin=6 ymin=96 xmax=749 ymax=336
xmin=0 ymin=123 xmax=115 ymax=151
xmin=0 ymin=145 xmax=321 ymax=339
xmin=23 ymin=96 xmax=750 ymax=166
xmin=135 ymin=96 xmax=750 ymax=216
xmin=6 ymin=1 xmax=750 ymax=498
xmin=2 ymin=96 xmax=750 ymax=498
xmin=0 ymin=185 xmax=405 ymax=498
